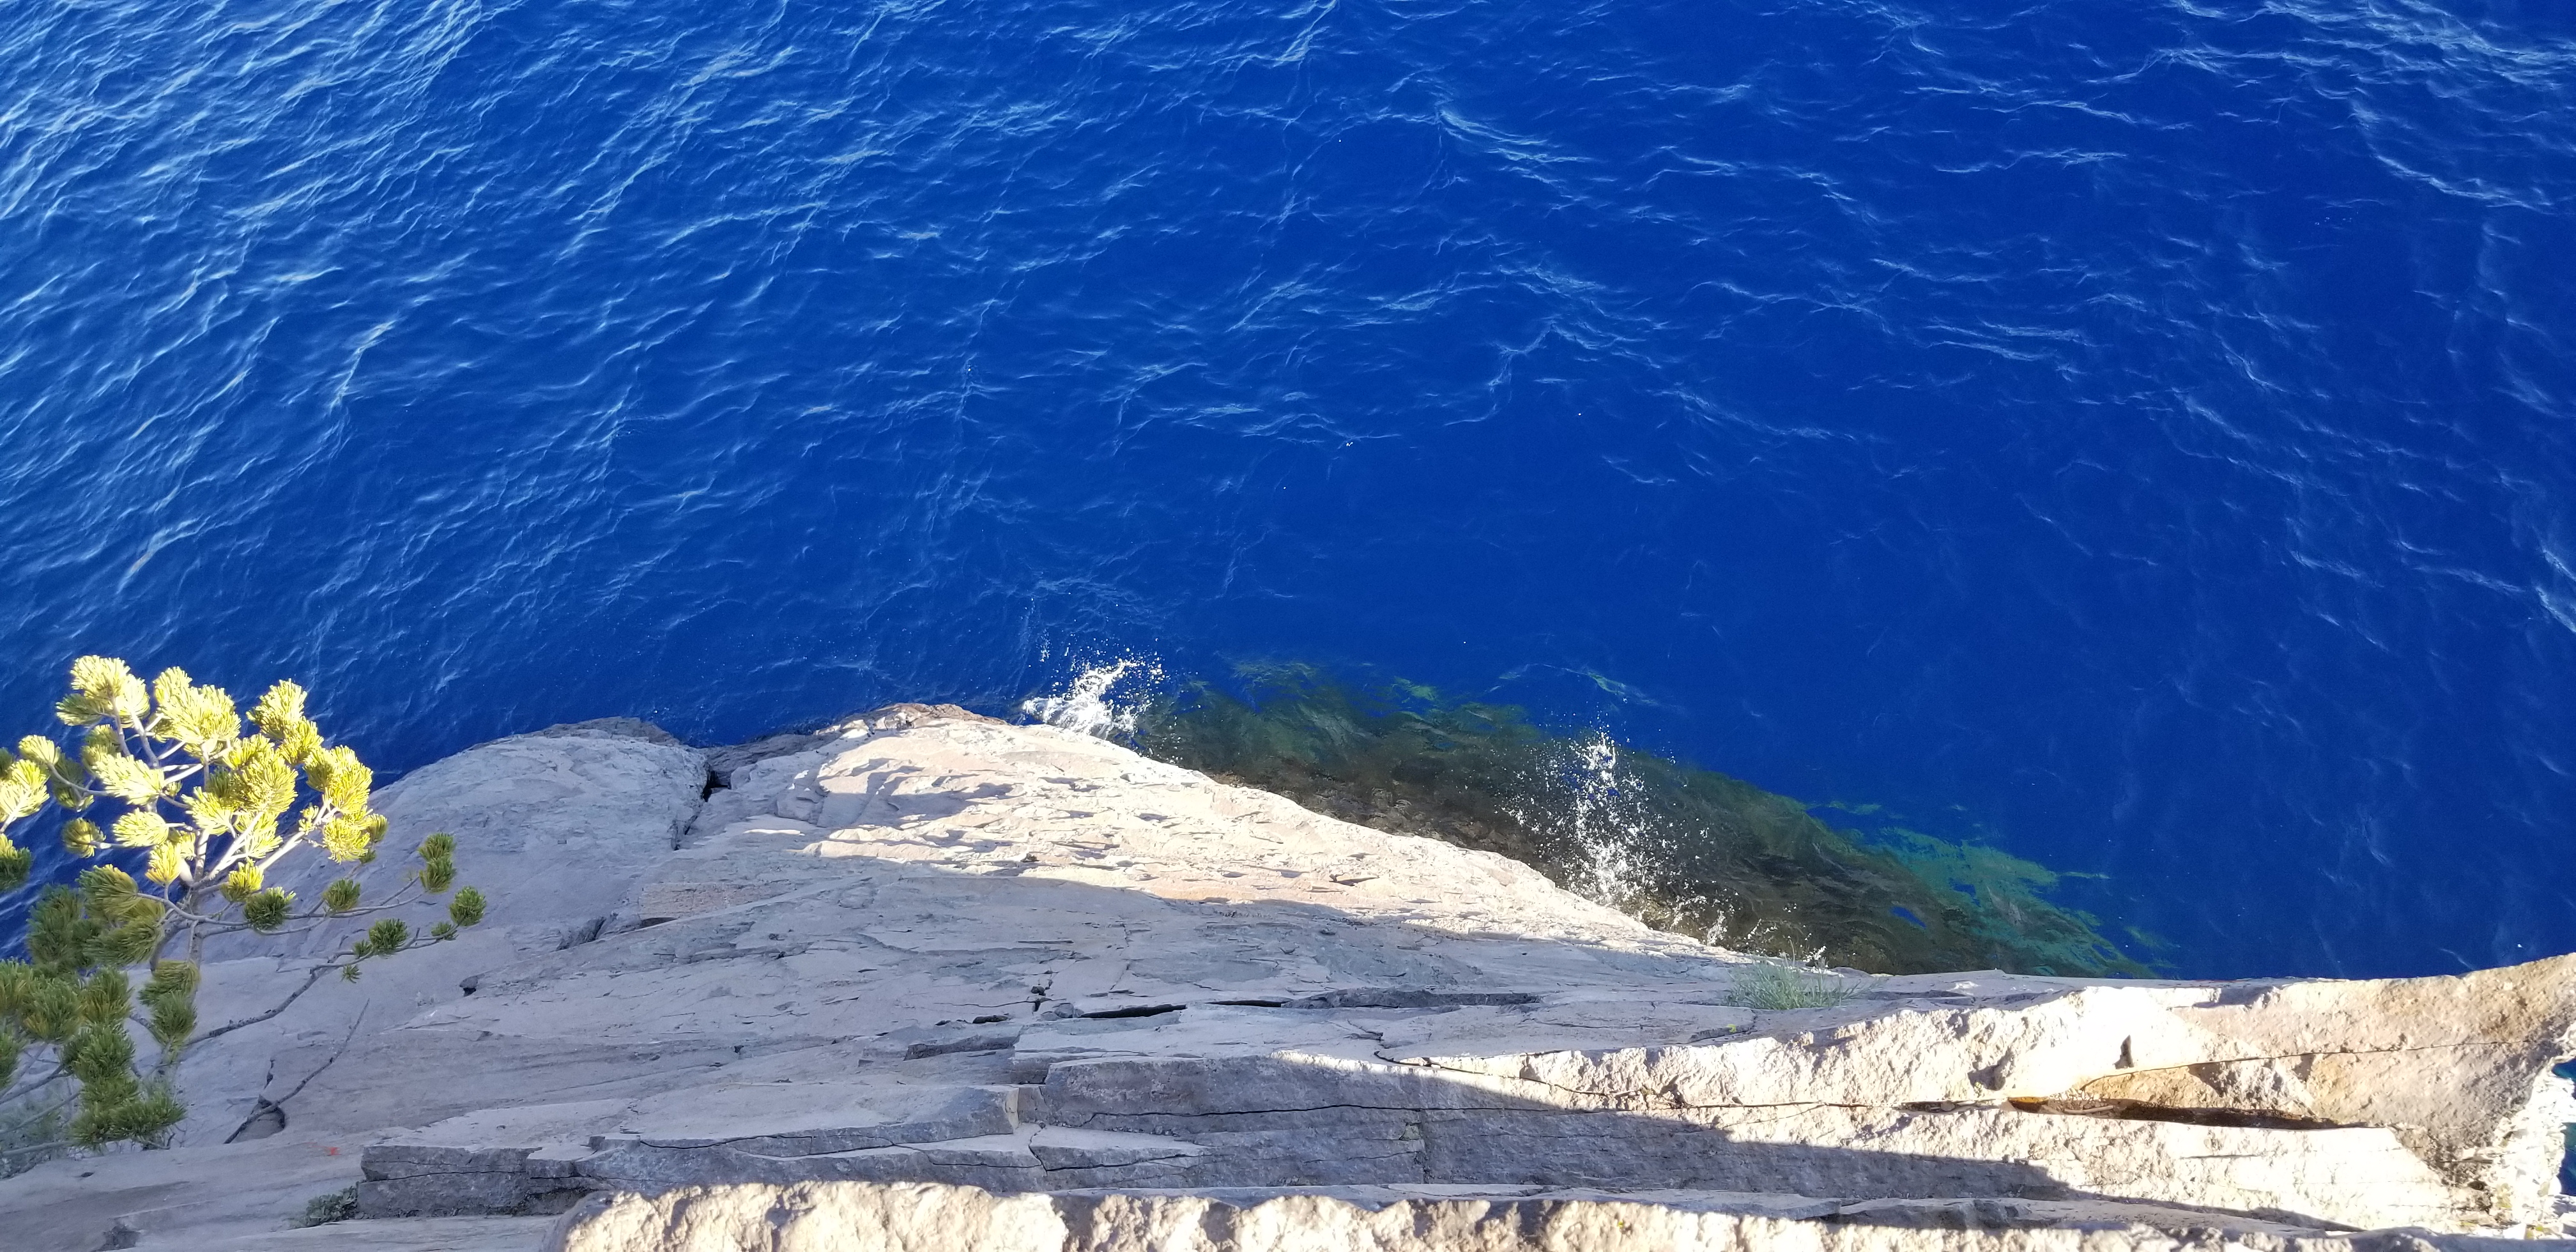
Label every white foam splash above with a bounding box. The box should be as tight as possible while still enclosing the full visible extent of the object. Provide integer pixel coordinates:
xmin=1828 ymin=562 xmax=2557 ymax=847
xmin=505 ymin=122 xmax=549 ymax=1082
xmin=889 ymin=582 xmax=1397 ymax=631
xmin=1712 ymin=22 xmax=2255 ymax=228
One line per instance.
xmin=1021 ymin=657 xmax=1163 ymax=739
xmin=1561 ymin=732 xmax=1650 ymax=907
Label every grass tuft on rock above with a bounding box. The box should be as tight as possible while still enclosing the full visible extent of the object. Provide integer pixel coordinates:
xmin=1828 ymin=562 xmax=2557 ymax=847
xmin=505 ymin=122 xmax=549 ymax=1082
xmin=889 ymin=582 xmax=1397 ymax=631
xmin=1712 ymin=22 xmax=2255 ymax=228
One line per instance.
xmin=1728 ymin=963 xmax=1857 ymax=1011
xmin=295 ymin=1185 xmax=358 ymax=1227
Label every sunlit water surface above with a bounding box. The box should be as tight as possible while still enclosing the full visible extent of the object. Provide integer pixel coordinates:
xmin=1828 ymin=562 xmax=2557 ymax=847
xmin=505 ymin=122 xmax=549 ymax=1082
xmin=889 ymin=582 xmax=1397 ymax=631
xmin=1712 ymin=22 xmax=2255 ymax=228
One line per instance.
xmin=1 ymin=0 xmax=2573 ymax=977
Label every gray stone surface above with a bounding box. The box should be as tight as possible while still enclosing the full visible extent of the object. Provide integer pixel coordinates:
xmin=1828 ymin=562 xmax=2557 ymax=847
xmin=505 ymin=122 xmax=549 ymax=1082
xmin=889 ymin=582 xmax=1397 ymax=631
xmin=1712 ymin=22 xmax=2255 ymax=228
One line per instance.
xmin=544 ymin=1182 xmax=2576 ymax=1252
xmin=8 ymin=705 xmax=2576 ymax=1252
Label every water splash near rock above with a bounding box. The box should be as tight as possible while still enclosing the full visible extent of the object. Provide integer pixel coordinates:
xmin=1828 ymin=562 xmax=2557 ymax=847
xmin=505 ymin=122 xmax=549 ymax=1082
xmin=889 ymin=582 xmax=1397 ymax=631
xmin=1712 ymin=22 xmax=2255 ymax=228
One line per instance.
xmin=1020 ymin=657 xmax=1164 ymax=740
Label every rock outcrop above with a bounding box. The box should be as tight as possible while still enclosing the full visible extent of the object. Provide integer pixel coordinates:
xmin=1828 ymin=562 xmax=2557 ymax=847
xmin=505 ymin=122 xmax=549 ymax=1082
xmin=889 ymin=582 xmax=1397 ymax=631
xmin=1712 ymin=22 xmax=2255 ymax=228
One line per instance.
xmin=3 ymin=705 xmax=2572 ymax=1251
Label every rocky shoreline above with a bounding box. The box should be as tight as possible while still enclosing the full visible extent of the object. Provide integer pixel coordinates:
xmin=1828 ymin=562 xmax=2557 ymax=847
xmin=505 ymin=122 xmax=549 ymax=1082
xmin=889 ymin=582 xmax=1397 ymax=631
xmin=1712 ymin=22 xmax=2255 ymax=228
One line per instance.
xmin=3 ymin=705 xmax=2573 ymax=1250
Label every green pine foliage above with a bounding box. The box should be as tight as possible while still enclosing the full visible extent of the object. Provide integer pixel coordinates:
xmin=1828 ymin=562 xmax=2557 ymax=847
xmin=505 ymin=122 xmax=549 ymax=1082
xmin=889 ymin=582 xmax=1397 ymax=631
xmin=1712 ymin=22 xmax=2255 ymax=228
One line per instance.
xmin=0 ymin=657 xmax=492 ymax=1149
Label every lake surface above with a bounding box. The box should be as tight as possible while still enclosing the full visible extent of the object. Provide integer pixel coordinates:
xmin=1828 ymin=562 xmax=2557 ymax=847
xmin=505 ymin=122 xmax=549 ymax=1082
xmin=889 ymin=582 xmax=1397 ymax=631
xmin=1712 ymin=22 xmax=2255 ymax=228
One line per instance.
xmin=1 ymin=0 xmax=2571 ymax=977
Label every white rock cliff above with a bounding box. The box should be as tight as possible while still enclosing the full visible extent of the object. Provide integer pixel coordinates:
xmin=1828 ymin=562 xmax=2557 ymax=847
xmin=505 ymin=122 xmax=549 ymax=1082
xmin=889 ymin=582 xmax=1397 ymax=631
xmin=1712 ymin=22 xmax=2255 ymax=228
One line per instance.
xmin=3 ymin=705 xmax=2573 ymax=1251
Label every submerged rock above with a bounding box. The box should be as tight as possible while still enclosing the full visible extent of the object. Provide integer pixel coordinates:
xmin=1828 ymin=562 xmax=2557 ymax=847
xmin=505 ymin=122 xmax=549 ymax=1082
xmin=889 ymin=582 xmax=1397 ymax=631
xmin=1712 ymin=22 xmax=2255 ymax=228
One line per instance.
xmin=3 ymin=705 xmax=2572 ymax=1250
xmin=1126 ymin=669 xmax=2153 ymax=977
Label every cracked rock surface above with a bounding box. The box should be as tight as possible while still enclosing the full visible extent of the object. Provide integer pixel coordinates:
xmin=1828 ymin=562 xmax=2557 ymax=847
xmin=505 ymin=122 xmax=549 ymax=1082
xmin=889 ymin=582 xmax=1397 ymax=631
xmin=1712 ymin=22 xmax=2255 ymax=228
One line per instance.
xmin=6 ymin=705 xmax=2575 ymax=1251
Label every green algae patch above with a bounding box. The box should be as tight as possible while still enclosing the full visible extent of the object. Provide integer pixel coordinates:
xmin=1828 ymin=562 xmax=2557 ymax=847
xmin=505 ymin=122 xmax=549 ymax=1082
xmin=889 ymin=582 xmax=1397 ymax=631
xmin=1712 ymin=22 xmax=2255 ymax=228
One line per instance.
xmin=1130 ymin=667 xmax=2151 ymax=977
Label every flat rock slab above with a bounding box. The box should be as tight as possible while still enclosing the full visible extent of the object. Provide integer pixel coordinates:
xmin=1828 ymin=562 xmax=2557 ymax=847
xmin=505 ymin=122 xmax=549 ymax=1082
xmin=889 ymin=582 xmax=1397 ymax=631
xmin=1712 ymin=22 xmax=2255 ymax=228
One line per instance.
xmin=180 ymin=1215 xmax=557 ymax=1252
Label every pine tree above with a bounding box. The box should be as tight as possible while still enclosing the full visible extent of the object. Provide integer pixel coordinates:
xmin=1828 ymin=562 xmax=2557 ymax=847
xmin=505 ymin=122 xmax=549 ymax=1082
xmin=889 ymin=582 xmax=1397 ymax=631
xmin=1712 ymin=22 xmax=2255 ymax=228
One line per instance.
xmin=0 ymin=657 xmax=488 ymax=1150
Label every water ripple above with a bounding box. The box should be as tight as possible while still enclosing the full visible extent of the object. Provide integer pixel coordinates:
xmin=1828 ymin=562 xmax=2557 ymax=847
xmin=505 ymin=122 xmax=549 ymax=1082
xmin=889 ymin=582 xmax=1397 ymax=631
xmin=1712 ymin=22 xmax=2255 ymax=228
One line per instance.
xmin=0 ymin=0 xmax=2570 ymax=975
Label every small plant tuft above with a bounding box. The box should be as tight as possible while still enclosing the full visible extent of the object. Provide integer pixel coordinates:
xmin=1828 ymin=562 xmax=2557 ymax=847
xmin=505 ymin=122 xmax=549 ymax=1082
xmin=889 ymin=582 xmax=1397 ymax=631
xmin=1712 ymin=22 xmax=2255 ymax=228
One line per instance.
xmin=295 ymin=1185 xmax=359 ymax=1227
xmin=1727 ymin=962 xmax=1855 ymax=1011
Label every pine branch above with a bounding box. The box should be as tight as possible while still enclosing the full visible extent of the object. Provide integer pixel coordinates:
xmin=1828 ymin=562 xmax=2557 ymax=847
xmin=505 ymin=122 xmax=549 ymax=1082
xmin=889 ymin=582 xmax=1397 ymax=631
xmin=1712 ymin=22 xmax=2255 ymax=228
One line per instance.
xmin=0 ymin=1061 xmax=70 ymax=1109
xmin=0 ymin=1138 xmax=74 ymax=1163
xmin=252 ymin=819 xmax=335 ymax=876
xmin=190 ymin=962 xmax=332 ymax=1046
xmin=280 ymin=897 xmax=427 ymax=925
xmin=0 ymin=1085 xmax=79 ymax=1128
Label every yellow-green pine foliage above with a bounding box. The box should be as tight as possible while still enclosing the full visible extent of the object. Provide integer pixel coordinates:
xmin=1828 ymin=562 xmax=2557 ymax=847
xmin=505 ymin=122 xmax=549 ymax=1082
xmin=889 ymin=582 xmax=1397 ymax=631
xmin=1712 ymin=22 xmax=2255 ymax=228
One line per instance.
xmin=148 ymin=669 xmax=238 ymax=756
xmin=19 ymin=733 xmax=89 ymax=810
xmin=55 ymin=657 xmax=148 ymax=728
xmin=249 ymin=680 xmax=322 ymax=765
xmin=0 ymin=746 xmax=43 ymax=890
xmin=0 ymin=657 xmax=493 ymax=1150
xmin=218 ymin=862 xmax=263 ymax=904
xmin=26 ymin=657 xmax=391 ymax=902
xmin=301 ymin=746 xmax=379 ymax=861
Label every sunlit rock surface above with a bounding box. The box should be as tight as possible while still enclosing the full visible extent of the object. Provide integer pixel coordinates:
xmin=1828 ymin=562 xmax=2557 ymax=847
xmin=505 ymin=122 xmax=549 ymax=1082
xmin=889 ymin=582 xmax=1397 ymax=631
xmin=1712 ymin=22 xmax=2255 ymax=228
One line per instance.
xmin=4 ymin=706 xmax=2573 ymax=1251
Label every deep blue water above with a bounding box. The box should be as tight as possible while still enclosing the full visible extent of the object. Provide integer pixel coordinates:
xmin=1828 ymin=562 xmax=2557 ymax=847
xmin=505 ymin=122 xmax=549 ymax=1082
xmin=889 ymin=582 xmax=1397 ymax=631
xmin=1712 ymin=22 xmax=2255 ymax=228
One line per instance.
xmin=1 ymin=0 xmax=2572 ymax=979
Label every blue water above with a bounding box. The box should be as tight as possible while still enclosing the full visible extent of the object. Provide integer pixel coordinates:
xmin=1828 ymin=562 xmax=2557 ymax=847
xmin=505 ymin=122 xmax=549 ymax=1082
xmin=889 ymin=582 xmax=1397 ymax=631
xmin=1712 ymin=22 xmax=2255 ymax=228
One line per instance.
xmin=1 ymin=0 xmax=2572 ymax=979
